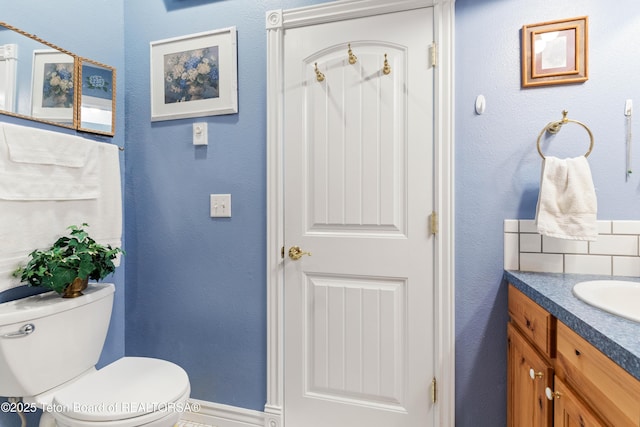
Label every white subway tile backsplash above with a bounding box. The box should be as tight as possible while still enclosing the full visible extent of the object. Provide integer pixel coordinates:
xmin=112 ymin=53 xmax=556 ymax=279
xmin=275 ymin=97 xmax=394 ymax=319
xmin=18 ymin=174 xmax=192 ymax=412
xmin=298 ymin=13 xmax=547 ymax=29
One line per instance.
xmin=611 ymin=221 xmax=640 ymax=234
xmin=519 ymin=220 xmax=537 ymax=233
xmin=589 ymin=235 xmax=638 ymax=256
xmin=504 ymin=233 xmax=519 ymax=270
xmin=613 ymin=257 xmax=640 ymax=277
xmin=520 ymin=253 xmax=564 ymax=273
xmin=565 ymin=254 xmax=612 ymax=275
xmin=597 ymin=221 xmax=612 ymax=235
xmin=504 ymin=219 xmax=519 ymax=233
xmin=543 ymin=236 xmax=588 ymax=254
xmin=504 ymin=219 xmax=640 ymax=277
xmin=612 ymin=220 xmax=640 ymax=235
xmin=520 ymin=233 xmax=541 ymax=253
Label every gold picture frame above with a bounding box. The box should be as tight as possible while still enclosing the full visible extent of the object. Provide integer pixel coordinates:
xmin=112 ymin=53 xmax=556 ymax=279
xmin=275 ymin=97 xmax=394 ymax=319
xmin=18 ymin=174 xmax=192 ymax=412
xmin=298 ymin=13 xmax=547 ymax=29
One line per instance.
xmin=521 ymin=16 xmax=588 ymax=88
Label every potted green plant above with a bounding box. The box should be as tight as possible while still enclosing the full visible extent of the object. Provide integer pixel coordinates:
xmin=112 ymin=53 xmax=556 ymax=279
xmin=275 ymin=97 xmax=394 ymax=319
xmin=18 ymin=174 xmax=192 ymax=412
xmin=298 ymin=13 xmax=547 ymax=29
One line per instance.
xmin=13 ymin=224 xmax=124 ymax=298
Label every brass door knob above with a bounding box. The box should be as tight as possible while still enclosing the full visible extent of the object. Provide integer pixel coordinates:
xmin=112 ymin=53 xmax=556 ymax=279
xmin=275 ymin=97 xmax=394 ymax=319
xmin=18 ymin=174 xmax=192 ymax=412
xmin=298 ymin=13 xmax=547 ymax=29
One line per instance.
xmin=288 ymin=246 xmax=311 ymax=261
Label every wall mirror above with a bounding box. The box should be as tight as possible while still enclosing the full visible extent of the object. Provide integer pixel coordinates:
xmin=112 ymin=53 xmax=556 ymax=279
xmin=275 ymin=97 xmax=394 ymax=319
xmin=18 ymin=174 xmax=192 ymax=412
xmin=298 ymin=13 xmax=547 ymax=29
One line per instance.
xmin=0 ymin=21 xmax=115 ymax=136
xmin=78 ymin=58 xmax=115 ymax=136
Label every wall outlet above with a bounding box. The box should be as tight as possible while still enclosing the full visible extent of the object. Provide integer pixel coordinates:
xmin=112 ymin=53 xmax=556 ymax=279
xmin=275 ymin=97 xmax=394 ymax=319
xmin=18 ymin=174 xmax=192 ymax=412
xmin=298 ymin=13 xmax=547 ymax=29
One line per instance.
xmin=210 ymin=194 xmax=231 ymax=217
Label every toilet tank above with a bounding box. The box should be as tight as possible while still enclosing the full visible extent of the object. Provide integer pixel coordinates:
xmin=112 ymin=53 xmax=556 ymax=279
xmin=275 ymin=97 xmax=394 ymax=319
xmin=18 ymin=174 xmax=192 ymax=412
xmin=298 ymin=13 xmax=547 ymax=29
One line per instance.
xmin=0 ymin=283 xmax=114 ymax=397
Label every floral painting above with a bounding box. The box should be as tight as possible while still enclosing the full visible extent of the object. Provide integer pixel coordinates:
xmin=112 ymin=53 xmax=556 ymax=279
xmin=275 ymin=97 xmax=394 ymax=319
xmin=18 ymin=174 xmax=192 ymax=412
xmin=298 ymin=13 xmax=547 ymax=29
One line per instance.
xmin=150 ymin=27 xmax=237 ymax=121
xmin=41 ymin=63 xmax=74 ymax=108
xmin=164 ymin=46 xmax=219 ymax=104
xmin=82 ymin=64 xmax=113 ymax=100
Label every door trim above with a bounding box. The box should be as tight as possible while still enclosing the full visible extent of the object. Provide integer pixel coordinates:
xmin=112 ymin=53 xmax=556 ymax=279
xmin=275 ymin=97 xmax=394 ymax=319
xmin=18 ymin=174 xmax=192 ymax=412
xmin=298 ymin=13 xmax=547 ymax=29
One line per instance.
xmin=265 ymin=1 xmax=455 ymax=426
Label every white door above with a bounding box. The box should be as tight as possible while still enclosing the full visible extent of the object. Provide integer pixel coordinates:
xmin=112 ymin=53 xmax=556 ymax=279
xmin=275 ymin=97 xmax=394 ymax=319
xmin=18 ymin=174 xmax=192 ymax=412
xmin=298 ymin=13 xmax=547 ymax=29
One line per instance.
xmin=283 ymin=7 xmax=435 ymax=427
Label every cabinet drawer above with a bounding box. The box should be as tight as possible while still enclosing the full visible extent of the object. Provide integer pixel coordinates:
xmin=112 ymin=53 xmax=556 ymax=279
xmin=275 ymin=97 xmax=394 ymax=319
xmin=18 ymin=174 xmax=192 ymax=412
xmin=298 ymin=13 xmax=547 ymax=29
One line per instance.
xmin=508 ymin=284 xmax=555 ymax=358
xmin=555 ymin=321 xmax=640 ymax=427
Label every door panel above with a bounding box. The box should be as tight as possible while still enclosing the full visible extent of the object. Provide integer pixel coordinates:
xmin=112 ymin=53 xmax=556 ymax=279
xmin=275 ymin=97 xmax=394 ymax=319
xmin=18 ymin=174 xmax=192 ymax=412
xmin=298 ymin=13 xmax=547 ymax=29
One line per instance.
xmin=507 ymin=323 xmax=553 ymax=427
xmin=305 ymin=274 xmax=406 ymax=410
xmin=283 ymin=7 xmax=434 ymax=427
xmin=305 ymin=42 xmax=407 ymax=235
xmin=553 ymin=377 xmax=605 ymax=427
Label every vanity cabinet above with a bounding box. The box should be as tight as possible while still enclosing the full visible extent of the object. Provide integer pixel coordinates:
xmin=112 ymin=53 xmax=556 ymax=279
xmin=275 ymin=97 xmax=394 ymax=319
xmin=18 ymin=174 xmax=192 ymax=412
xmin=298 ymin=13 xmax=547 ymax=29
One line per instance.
xmin=508 ymin=284 xmax=640 ymax=427
xmin=507 ymin=286 xmax=555 ymax=427
xmin=551 ymin=376 xmax=603 ymax=427
xmin=507 ymin=322 xmax=553 ymax=427
xmin=555 ymin=321 xmax=640 ymax=426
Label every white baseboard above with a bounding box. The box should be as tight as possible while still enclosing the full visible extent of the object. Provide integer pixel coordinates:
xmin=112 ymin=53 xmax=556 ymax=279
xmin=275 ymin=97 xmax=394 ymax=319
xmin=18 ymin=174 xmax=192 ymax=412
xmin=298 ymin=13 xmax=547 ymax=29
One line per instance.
xmin=178 ymin=399 xmax=265 ymax=427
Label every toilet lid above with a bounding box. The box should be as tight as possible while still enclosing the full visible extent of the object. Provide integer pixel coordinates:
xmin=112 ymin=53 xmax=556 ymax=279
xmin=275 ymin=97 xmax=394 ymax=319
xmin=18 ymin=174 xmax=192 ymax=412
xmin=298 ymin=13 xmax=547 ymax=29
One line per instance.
xmin=52 ymin=357 xmax=190 ymax=422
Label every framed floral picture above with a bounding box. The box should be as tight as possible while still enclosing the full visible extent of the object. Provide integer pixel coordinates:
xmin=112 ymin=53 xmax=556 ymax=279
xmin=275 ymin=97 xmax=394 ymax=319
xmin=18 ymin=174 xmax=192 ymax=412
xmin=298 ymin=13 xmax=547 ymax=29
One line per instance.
xmin=78 ymin=57 xmax=116 ymax=136
xmin=150 ymin=27 xmax=238 ymax=121
xmin=31 ymin=49 xmax=75 ymax=123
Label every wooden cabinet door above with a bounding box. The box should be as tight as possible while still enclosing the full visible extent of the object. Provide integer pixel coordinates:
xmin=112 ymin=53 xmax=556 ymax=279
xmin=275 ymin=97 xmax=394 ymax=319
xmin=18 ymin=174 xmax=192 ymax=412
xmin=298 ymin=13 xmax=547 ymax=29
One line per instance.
xmin=507 ymin=323 xmax=553 ymax=427
xmin=556 ymin=321 xmax=640 ymax=427
xmin=552 ymin=376 xmax=606 ymax=427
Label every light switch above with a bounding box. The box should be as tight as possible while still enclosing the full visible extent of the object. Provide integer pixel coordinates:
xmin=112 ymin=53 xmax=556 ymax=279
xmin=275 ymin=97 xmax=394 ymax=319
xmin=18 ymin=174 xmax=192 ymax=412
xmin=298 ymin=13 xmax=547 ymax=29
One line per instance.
xmin=193 ymin=122 xmax=208 ymax=145
xmin=210 ymin=194 xmax=231 ymax=217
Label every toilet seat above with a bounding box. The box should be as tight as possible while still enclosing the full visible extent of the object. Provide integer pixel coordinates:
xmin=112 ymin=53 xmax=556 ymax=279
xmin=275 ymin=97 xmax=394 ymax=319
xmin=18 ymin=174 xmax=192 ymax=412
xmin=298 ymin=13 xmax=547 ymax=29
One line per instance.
xmin=51 ymin=357 xmax=190 ymax=426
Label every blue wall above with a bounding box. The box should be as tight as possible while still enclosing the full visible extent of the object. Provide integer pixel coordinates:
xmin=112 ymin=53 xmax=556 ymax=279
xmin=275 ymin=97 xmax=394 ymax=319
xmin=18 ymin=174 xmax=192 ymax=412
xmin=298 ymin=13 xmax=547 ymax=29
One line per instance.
xmin=3 ymin=0 xmax=640 ymax=425
xmin=455 ymin=0 xmax=640 ymax=425
xmin=0 ymin=1 xmax=125 ymax=425
xmin=123 ymin=0 xmax=330 ymax=411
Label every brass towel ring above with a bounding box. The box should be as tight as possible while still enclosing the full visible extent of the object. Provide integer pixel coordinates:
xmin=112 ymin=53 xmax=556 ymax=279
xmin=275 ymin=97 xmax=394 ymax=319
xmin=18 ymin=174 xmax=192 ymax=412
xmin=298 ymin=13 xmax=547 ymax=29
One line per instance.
xmin=536 ymin=111 xmax=594 ymax=159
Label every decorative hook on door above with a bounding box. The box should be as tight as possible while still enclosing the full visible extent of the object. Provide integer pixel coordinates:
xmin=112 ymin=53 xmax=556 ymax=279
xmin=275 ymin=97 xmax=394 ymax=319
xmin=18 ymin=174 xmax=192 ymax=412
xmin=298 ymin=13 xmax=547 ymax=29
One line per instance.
xmin=314 ymin=62 xmax=325 ymax=82
xmin=382 ymin=54 xmax=391 ymax=75
xmin=347 ymin=43 xmax=357 ymax=64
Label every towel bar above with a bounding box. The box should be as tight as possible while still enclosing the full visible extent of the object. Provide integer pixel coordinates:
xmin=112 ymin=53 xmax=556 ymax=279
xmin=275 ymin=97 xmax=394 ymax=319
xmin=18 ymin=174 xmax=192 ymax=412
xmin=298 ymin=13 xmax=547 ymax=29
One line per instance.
xmin=536 ymin=110 xmax=594 ymax=159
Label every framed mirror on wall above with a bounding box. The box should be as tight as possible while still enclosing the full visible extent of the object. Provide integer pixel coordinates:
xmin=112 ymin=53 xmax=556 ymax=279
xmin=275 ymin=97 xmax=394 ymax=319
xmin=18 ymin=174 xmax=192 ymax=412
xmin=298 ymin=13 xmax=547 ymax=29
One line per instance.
xmin=0 ymin=21 xmax=116 ymax=136
xmin=78 ymin=58 xmax=115 ymax=136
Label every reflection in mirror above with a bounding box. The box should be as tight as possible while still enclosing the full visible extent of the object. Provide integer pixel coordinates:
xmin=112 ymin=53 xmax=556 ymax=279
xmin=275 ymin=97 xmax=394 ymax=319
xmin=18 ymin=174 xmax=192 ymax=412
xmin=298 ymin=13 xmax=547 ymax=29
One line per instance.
xmin=78 ymin=58 xmax=115 ymax=136
xmin=0 ymin=21 xmax=76 ymax=130
xmin=31 ymin=49 xmax=75 ymax=123
xmin=0 ymin=43 xmax=17 ymax=112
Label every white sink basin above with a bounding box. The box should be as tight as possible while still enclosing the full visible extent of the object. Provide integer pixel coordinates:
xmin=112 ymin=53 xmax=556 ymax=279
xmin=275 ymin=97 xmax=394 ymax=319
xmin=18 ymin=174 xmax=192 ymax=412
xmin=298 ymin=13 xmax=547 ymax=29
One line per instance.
xmin=573 ymin=280 xmax=640 ymax=323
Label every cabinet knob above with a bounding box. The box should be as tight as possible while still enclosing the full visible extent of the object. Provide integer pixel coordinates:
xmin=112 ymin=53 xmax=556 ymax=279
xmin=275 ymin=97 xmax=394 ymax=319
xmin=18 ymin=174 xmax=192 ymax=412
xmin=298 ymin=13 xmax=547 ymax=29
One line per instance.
xmin=529 ymin=368 xmax=543 ymax=380
xmin=545 ymin=387 xmax=561 ymax=401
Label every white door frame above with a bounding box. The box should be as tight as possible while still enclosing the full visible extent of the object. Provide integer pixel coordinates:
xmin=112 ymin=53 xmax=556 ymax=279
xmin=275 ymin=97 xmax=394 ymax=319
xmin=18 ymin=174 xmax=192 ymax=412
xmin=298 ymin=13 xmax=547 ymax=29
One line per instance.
xmin=264 ymin=1 xmax=455 ymax=426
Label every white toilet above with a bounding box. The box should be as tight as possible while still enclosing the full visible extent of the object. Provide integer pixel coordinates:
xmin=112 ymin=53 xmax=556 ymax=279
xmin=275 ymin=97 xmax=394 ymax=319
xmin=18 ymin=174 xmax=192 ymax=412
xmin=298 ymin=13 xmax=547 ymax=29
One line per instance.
xmin=0 ymin=283 xmax=190 ymax=427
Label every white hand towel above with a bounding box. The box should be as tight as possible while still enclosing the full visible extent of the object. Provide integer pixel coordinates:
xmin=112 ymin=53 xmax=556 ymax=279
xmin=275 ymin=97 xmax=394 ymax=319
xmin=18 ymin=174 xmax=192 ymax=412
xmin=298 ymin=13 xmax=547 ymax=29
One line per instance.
xmin=0 ymin=123 xmax=99 ymax=200
xmin=2 ymin=122 xmax=91 ymax=167
xmin=535 ymin=156 xmax=597 ymax=241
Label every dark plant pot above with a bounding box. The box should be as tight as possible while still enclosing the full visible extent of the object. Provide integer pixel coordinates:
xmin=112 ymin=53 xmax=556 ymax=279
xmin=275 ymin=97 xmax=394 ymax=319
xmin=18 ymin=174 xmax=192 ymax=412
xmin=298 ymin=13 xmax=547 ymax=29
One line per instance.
xmin=62 ymin=277 xmax=89 ymax=298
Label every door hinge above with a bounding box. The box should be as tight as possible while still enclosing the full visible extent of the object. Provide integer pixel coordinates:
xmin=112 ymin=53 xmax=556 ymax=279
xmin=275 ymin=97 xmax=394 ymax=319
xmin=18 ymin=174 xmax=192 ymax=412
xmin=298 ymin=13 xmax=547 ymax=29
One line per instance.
xmin=431 ymin=377 xmax=437 ymax=403
xmin=430 ymin=211 xmax=438 ymax=235
xmin=281 ymin=246 xmax=285 ymax=259
xmin=430 ymin=42 xmax=437 ymax=68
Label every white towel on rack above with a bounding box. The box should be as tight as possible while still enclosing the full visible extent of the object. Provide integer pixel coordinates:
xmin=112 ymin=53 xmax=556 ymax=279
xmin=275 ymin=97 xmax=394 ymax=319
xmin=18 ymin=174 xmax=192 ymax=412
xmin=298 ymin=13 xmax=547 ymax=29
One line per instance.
xmin=535 ymin=156 xmax=597 ymax=241
xmin=0 ymin=128 xmax=122 ymax=293
xmin=2 ymin=122 xmax=91 ymax=167
xmin=0 ymin=123 xmax=99 ymax=200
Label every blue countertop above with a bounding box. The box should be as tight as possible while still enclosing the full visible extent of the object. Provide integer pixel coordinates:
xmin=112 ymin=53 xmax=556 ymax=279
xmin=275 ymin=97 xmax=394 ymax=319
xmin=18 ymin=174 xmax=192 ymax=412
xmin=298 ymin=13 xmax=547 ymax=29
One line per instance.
xmin=504 ymin=270 xmax=640 ymax=381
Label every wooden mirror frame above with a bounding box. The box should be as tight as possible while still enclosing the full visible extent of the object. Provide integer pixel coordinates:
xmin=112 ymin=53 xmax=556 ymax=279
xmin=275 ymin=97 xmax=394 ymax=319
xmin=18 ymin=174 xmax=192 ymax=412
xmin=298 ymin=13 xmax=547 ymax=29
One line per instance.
xmin=0 ymin=21 xmax=116 ymax=136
